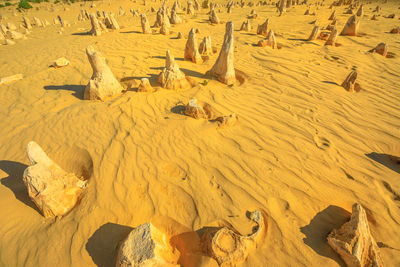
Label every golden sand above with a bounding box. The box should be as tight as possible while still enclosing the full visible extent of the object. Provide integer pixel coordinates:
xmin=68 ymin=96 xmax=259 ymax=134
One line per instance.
xmin=0 ymin=0 xmax=399 ymax=266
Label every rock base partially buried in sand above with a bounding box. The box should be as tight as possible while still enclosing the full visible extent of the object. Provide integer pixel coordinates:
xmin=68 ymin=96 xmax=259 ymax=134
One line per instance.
xmin=158 ymin=50 xmax=192 ymax=90
xmin=22 ymin=141 xmax=87 ymax=218
xmin=116 ymin=222 xmax=178 ymax=267
xmin=327 ymin=203 xmax=384 ymax=267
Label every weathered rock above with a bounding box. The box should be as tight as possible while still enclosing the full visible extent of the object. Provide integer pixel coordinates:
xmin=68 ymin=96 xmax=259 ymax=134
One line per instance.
xmin=341 ymin=70 xmax=360 ymax=92
xmin=137 ymin=78 xmax=154 ymax=92
xmin=184 ymin=98 xmax=209 ymax=119
xmin=258 ymin=29 xmax=277 ymax=48
xmin=201 ymin=210 xmax=265 ymax=266
xmin=0 ymin=73 xmax=23 ymax=85
xmin=240 ymin=19 xmax=252 ymax=31
xmin=184 ymin=28 xmax=202 ymax=63
xmin=170 ymin=9 xmax=182 ymax=24
xmin=278 ymin=0 xmax=286 ymax=15
xmin=307 ymin=25 xmax=320 ymax=41
xmin=207 ymin=21 xmax=236 ymax=85
xmin=199 ymin=36 xmax=212 ymax=56
xmin=209 ymin=9 xmax=220 ymax=24
xmin=341 ymin=15 xmax=359 ymax=36
xmin=187 ymin=1 xmax=195 ymax=15
xmin=369 ymin=43 xmax=388 ymax=57
xmin=160 ymin=22 xmax=170 ymax=35
xmin=89 ymin=13 xmax=102 ymax=36
xmin=247 ymin=9 xmax=257 ymax=19
xmin=23 ymin=16 xmax=32 ymax=29
xmin=325 ymin=27 xmax=338 ymax=46
xmin=327 ymin=203 xmax=384 ymax=267
xmin=22 ymin=141 xmax=87 ymax=218
xmin=215 ymin=113 xmax=238 ymax=128
xmin=158 ymin=50 xmax=191 ymax=90
xmin=328 ymin=10 xmax=336 ymax=20
xmin=140 ymin=14 xmax=151 ymax=34
xmin=257 ymin=17 xmax=269 ymax=36
xmin=390 ymin=27 xmax=400 ymax=34
xmin=116 ymin=223 xmax=178 ymax=267
xmin=105 ymin=13 xmax=120 ymax=30
xmin=177 ymin=32 xmax=183 ymax=39
xmin=84 ymin=45 xmax=124 ymax=101
xmin=53 ymin=57 xmax=70 ymax=68
xmin=356 ymin=4 xmax=363 ymax=17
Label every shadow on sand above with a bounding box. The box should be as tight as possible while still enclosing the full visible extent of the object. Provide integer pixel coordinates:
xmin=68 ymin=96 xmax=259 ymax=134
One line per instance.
xmin=300 ymin=205 xmax=350 ymax=267
xmin=86 ymin=222 xmax=133 ymax=267
xmin=0 ymin=160 xmax=40 ymax=213
xmin=44 ymin=84 xmax=86 ymax=99
xmin=366 ymin=152 xmax=400 ymax=174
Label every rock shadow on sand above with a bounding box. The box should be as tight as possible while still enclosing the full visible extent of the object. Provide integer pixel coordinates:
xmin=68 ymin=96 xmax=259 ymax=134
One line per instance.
xmin=366 ymin=152 xmax=400 ymax=174
xmin=0 ymin=160 xmax=40 ymax=213
xmin=86 ymin=222 xmax=133 ymax=267
xmin=300 ymin=205 xmax=351 ymax=267
xmin=44 ymin=84 xmax=86 ymax=99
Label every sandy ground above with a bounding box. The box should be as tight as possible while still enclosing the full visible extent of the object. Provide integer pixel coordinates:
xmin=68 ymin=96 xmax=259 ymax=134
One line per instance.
xmin=0 ymin=0 xmax=399 ymax=266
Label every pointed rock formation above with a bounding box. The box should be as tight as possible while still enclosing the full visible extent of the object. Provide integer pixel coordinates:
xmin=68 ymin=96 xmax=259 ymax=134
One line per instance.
xmin=278 ymin=0 xmax=286 ymax=15
xmin=184 ymin=28 xmax=202 ymax=63
xmin=340 ymin=15 xmax=359 ymax=36
xmin=158 ymin=50 xmax=191 ymax=90
xmin=116 ymin=223 xmax=178 ymax=267
xmin=160 ymin=22 xmax=170 ymax=35
xmin=140 ymin=14 xmax=151 ymax=34
xmin=307 ymin=26 xmax=320 ymax=41
xmin=325 ymin=27 xmax=338 ymax=46
xmin=328 ymin=10 xmax=336 ymax=20
xmin=84 ymin=45 xmax=124 ymax=101
xmin=328 ymin=203 xmax=384 ymax=267
xmin=202 ymin=210 xmax=265 ymax=266
xmin=369 ymin=43 xmax=388 ymax=57
xmin=89 ymin=13 xmax=102 ymax=36
xmin=23 ymin=141 xmax=87 ymax=218
xmin=23 ymin=16 xmax=32 ymax=29
xmin=209 ymin=9 xmax=220 ymax=24
xmin=240 ymin=19 xmax=252 ymax=31
xmin=105 ymin=13 xmax=120 ymax=30
xmin=187 ymin=1 xmax=195 ymax=15
xmin=356 ymin=4 xmax=363 ymax=17
xmin=390 ymin=27 xmax=400 ymax=34
xmin=258 ymin=30 xmax=277 ymax=48
xmin=138 ymin=78 xmax=154 ymax=92
xmin=177 ymin=32 xmax=183 ymax=39
xmin=341 ymin=70 xmax=360 ymax=92
xmin=257 ymin=17 xmax=269 ymax=36
xmin=199 ymin=36 xmax=212 ymax=56
xmin=170 ymin=9 xmax=182 ymax=24
xmin=207 ymin=22 xmax=235 ymax=85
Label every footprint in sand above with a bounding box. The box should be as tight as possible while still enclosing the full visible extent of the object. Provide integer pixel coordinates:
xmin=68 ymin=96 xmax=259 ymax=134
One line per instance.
xmin=314 ymin=136 xmax=331 ymax=150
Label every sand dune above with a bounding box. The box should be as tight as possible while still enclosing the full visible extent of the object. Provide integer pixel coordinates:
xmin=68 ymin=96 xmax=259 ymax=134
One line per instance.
xmin=0 ymin=0 xmax=399 ymax=266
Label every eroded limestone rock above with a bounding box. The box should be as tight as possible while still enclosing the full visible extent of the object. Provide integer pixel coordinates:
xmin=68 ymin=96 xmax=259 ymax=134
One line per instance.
xmin=369 ymin=43 xmax=388 ymax=57
xmin=307 ymin=25 xmax=320 ymax=41
xmin=325 ymin=27 xmax=338 ymax=46
xmin=184 ymin=28 xmax=202 ymax=63
xmin=138 ymin=78 xmax=154 ymax=92
xmin=201 ymin=210 xmax=265 ymax=266
xmin=215 ymin=113 xmax=238 ymax=128
xmin=53 ymin=57 xmax=70 ymax=68
xmin=89 ymin=13 xmax=102 ymax=36
xmin=0 ymin=73 xmax=23 ymax=85
xmin=140 ymin=14 xmax=151 ymax=34
xmin=240 ymin=19 xmax=252 ymax=31
xmin=258 ymin=29 xmax=277 ymax=48
xmin=116 ymin=223 xmax=178 ymax=267
xmin=22 ymin=141 xmax=86 ymax=218
xmin=341 ymin=15 xmax=359 ymax=36
xmin=341 ymin=70 xmax=360 ymax=92
xmin=158 ymin=50 xmax=191 ymax=90
xmin=209 ymin=9 xmax=220 ymax=24
xmin=257 ymin=17 xmax=269 ymax=36
xmin=207 ymin=21 xmax=236 ymax=85
xmin=327 ymin=203 xmax=384 ymax=267
xmin=199 ymin=36 xmax=212 ymax=56
xmin=84 ymin=45 xmax=124 ymax=100
xmin=184 ymin=98 xmax=216 ymax=119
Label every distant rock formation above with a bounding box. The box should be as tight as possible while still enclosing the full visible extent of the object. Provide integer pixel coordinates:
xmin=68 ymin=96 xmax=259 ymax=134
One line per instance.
xmin=369 ymin=43 xmax=388 ymax=57
xmin=257 ymin=17 xmax=269 ymax=36
xmin=140 ymin=14 xmax=151 ymax=34
xmin=328 ymin=203 xmax=384 ymax=267
xmin=341 ymin=70 xmax=360 ymax=92
xmin=23 ymin=141 xmax=87 ymax=218
xmin=184 ymin=28 xmax=202 ymax=63
xmin=341 ymin=15 xmax=359 ymax=36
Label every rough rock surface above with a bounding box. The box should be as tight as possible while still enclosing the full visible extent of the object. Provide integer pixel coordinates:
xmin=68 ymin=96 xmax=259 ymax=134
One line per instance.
xmin=140 ymin=14 xmax=152 ymax=34
xmin=184 ymin=28 xmax=202 ymax=63
xmin=22 ymin=141 xmax=86 ymax=218
xmin=207 ymin=21 xmax=236 ymax=85
xmin=201 ymin=210 xmax=265 ymax=266
xmin=369 ymin=43 xmax=388 ymax=57
xmin=116 ymin=223 xmax=178 ymax=267
xmin=137 ymin=78 xmax=154 ymax=92
xmin=257 ymin=17 xmax=269 ymax=36
xmin=341 ymin=70 xmax=360 ymax=92
xmin=84 ymin=45 xmax=124 ymax=101
xmin=199 ymin=36 xmax=212 ymax=56
xmin=158 ymin=50 xmax=191 ymax=90
xmin=341 ymin=15 xmax=359 ymax=36
xmin=327 ymin=203 xmax=384 ymax=267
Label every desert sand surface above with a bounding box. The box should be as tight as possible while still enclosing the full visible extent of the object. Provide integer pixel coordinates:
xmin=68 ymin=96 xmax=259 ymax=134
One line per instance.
xmin=0 ymin=0 xmax=399 ymax=266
